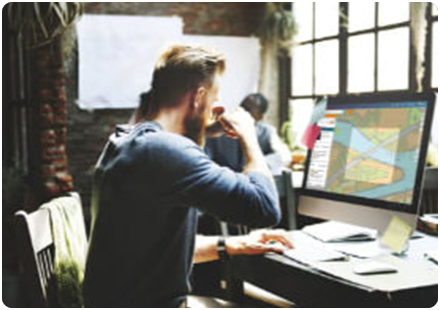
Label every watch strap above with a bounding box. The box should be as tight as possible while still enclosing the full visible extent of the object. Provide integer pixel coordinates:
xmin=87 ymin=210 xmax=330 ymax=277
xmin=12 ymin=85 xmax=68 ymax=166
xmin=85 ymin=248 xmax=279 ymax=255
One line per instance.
xmin=217 ymin=237 xmax=229 ymax=261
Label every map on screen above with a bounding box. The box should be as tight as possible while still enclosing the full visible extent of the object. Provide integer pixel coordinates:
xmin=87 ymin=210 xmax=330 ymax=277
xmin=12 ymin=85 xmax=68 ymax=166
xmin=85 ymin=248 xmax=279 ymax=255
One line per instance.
xmin=306 ymin=101 xmax=427 ymax=204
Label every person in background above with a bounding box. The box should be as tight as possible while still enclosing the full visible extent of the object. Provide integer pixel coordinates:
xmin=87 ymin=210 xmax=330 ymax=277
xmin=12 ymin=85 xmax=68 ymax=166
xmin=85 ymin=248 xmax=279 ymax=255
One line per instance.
xmin=197 ymin=94 xmax=292 ymax=296
xmin=129 ymin=90 xmax=153 ymax=125
xmin=84 ymin=44 xmax=293 ymax=308
xmin=205 ymin=93 xmax=291 ymax=175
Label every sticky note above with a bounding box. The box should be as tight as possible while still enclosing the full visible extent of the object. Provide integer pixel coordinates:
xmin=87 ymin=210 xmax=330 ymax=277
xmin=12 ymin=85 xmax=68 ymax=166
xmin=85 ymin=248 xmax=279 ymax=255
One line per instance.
xmin=301 ymin=125 xmax=321 ymax=150
xmin=380 ymin=216 xmax=413 ymax=254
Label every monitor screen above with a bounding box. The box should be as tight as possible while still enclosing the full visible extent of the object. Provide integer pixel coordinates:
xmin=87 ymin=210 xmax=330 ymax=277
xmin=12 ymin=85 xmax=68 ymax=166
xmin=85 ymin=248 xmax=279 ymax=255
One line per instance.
xmin=301 ymin=92 xmax=436 ymax=216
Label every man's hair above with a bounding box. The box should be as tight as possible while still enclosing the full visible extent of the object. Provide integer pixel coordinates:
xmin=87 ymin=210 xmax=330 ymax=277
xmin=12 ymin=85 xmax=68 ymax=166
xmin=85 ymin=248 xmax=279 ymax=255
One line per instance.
xmin=241 ymin=93 xmax=269 ymax=115
xmin=149 ymin=44 xmax=225 ymax=114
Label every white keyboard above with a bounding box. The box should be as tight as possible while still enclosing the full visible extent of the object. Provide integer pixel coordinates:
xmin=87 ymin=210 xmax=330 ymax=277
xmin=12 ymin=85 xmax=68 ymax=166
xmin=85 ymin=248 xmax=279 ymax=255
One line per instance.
xmin=283 ymin=231 xmax=347 ymax=265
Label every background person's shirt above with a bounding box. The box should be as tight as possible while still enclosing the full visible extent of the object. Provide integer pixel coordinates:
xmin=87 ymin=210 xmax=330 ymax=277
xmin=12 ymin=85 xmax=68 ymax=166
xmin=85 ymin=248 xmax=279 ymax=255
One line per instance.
xmin=83 ymin=121 xmax=280 ymax=307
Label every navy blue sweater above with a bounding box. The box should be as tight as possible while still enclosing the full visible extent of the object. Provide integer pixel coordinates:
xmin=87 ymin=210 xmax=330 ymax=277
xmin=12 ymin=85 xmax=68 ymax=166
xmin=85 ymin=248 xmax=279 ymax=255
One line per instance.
xmin=83 ymin=121 xmax=280 ymax=307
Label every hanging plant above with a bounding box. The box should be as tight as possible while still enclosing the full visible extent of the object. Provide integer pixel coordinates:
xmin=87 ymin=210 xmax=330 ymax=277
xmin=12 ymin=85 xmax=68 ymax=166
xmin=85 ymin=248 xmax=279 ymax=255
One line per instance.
xmin=7 ymin=2 xmax=84 ymax=49
xmin=259 ymin=3 xmax=297 ymax=49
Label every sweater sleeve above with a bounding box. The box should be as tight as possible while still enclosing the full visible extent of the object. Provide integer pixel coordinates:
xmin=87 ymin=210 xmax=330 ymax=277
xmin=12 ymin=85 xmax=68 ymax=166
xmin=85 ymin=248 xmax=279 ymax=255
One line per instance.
xmin=149 ymin=141 xmax=281 ymax=228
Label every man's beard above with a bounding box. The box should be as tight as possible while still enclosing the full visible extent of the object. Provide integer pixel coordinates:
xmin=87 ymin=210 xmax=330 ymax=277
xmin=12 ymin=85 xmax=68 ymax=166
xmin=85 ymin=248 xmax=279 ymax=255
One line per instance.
xmin=183 ymin=108 xmax=207 ymax=146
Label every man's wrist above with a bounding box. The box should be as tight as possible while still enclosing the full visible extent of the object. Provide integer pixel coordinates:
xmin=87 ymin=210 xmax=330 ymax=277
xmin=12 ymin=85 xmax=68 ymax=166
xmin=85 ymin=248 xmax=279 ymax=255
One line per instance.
xmin=239 ymin=131 xmax=259 ymax=150
xmin=223 ymin=236 xmax=248 ymax=257
xmin=217 ymin=237 xmax=229 ymax=261
xmin=240 ymin=135 xmax=265 ymax=162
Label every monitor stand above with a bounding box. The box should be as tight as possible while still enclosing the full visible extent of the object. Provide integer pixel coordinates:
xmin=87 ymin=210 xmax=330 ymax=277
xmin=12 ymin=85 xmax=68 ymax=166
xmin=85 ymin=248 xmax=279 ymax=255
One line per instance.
xmin=298 ymin=196 xmax=419 ymax=237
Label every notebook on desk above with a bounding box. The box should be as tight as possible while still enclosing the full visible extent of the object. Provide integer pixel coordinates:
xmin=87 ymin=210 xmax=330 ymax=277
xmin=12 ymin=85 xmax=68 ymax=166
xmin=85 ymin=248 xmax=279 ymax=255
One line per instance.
xmin=302 ymin=221 xmax=377 ymax=243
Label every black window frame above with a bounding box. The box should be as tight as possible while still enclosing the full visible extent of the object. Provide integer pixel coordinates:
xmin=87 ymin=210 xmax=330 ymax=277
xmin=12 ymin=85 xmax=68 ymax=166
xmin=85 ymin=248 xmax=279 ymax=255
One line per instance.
xmin=424 ymin=2 xmax=438 ymax=92
xmin=289 ymin=2 xmax=425 ymax=104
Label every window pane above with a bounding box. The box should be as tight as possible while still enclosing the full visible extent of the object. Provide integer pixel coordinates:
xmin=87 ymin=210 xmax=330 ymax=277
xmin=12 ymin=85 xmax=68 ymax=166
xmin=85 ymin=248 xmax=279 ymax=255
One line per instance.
xmin=315 ymin=40 xmax=339 ymax=95
xmin=433 ymin=22 xmax=438 ymax=88
xmin=378 ymin=3 xmax=409 ymax=26
xmin=315 ymin=3 xmax=339 ymax=38
xmin=294 ymin=2 xmax=313 ymax=42
xmin=289 ymin=99 xmax=315 ymax=148
xmin=348 ymin=3 xmax=375 ymax=32
xmin=348 ymin=34 xmax=375 ymax=93
xmin=291 ymin=44 xmax=313 ymax=96
xmin=378 ymin=28 xmax=409 ymax=91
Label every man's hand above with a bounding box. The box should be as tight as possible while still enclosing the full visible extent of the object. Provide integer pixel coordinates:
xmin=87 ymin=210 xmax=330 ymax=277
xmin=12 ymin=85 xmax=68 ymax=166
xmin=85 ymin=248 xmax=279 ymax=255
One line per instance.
xmin=220 ymin=107 xmax=272 ymax=178
xmin=193 ymin=230 xmax=294 ymax=264
xmin=219 ymin=107 xmax=256 ymax=140
xmin=226 ymin=229 xmax=294 ymax=256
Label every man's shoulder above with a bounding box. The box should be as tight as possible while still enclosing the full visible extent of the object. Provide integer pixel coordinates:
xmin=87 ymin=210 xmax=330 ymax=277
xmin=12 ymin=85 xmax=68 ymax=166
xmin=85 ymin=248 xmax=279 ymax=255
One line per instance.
xmin=141 ymin=136 xmax=201 ymax=164
xmin=146 ymin=131 xmax=194 ymax=148
xmin=136 ymin=126 xmax=206 ymax=165
xmin=132 ymin=122 xmax=196 ymax=148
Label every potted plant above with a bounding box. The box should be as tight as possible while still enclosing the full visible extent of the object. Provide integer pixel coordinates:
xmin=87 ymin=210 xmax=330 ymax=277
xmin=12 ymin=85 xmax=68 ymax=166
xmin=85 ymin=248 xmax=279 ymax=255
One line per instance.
xmin=7 ymin=2 xmax=84 ymax=49
xmin=259 ymin=2 xmax=297 ymax=50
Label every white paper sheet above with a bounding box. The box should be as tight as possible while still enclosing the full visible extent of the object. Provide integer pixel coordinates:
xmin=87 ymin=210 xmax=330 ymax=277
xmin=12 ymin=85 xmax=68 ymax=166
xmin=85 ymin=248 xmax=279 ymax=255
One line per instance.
xmin=77 ymin=14 xmax=183 ymax=109
xmin=77 ymin=15 xmax=261 ymax=111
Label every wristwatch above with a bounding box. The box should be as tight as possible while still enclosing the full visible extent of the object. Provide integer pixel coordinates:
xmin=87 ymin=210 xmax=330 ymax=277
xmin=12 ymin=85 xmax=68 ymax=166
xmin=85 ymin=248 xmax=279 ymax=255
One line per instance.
xmin=217 ymin=237 xmax=229 ymax=261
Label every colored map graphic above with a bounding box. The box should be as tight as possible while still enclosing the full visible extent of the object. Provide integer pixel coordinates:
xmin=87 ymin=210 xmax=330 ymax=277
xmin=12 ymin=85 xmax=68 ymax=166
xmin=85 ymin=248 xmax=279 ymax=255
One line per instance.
xmin=325 ymin=106 xmax=425 ymax=204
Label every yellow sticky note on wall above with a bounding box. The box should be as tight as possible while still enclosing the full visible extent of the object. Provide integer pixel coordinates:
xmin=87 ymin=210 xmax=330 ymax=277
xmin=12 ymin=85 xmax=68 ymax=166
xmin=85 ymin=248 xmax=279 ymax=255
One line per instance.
xmin=380 ymin=216 xmax=413 ymax=254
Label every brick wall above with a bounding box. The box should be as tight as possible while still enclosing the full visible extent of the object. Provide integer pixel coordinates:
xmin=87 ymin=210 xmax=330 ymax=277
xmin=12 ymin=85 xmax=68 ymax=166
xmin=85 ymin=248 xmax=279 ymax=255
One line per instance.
xmin=66 ymin=3 xmax=266 ymax=218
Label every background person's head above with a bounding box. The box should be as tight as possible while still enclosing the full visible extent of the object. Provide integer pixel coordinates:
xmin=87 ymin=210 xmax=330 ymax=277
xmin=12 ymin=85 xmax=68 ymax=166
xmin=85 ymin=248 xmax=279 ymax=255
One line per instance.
xmin=240 ymin=93 xmax=269 ymax=122
xmin=148 ymin=44 xmax=225 ymax=145
xmin=133 ymin=90 xmax=153 ymax=124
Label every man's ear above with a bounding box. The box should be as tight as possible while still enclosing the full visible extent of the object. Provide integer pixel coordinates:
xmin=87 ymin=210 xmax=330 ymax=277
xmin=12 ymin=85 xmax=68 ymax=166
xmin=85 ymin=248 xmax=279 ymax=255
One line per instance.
xmin=192 ymin=86 xmax=207 ymax=109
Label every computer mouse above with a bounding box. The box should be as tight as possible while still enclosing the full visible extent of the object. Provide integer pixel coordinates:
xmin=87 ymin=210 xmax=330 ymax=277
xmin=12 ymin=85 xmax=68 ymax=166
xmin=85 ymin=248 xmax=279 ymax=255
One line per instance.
xmin=353 ymin=261 xmax=398 ymax=275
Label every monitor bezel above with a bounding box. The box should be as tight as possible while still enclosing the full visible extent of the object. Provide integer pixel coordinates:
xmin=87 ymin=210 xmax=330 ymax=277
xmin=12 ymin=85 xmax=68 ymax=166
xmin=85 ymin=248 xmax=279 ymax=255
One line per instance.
xmin=300 ymin=91 xmax=436 ymax=215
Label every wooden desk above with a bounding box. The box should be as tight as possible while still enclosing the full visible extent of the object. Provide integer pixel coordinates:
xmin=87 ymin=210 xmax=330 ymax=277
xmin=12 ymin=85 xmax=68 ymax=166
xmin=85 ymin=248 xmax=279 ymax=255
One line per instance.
xmin=227 ymin=234 xmax=438 ymax=307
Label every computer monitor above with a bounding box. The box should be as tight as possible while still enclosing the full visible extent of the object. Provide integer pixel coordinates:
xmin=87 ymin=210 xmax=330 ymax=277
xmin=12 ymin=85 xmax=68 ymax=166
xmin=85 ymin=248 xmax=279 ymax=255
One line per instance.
xmin=298 ymin=92 xmax=436 ymax=235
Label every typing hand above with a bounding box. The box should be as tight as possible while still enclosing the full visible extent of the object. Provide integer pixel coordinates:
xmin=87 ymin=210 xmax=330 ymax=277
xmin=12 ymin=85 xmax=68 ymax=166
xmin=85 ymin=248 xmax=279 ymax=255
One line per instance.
xmin=226 ymin=229 xmax=294 ymax=256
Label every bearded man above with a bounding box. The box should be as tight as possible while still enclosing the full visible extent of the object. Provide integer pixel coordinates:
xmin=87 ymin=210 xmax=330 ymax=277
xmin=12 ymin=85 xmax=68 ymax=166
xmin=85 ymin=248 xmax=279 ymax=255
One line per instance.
xmin=83 ymin=45 xmax=287 ymax=307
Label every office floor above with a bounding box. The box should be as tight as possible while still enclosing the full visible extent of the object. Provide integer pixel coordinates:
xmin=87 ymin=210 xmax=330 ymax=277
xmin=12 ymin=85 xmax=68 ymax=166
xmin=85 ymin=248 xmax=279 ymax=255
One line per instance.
xmin=3 ymin=266 xmax=295 ymax=308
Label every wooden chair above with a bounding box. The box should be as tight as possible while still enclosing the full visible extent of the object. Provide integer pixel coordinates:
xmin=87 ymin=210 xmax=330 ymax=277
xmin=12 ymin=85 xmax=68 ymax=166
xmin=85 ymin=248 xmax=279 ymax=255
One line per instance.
xmin=421 ymin=167 xmax=438 ymax=214
xmin=16 ymin=207 xmax=55 ymax=307
xmin=15 ymin=193 xmax=83 ymax=307
xmin=276 ymin=169 xmax=298 ymax=230
xmin=222 ymin=169 xmax=298 ymax=238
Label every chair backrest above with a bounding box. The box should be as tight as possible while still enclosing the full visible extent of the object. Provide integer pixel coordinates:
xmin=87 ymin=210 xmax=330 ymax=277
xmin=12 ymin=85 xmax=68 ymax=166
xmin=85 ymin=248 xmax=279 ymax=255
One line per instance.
xmin=274 ymin=170 xmax=297 ymax=230
xmin=15 ymin=208 xmax=55 ymax=307
xmin=421 ymin=167 xmax=438 ymax=214
xmin=282 ymin=170 xmax=297 ymax=230
xmin=224 ymin=170 xmax=298 ymax=237
xmin=15 ymin=192 xmax=83 ymax=307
